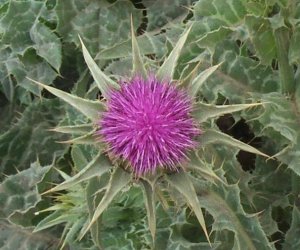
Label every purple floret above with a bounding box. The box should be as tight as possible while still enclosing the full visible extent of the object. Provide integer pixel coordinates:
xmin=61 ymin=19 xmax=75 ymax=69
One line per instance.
xmin=98 ymin=76 xmax=200 ymax=175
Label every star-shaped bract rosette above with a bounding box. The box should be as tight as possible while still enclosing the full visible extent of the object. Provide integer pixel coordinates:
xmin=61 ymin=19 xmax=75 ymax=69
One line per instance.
xmin=31 ymin=19 xmax=268 ymax=246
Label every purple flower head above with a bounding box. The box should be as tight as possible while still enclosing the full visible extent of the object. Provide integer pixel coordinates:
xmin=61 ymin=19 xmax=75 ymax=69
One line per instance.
xmin=98 ymin=75 xmax=200 ymax=176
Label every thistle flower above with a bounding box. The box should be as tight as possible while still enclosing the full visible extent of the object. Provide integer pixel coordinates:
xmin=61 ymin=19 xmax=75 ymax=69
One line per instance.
xmin=98 ymin=75 xmax=200 ymax=175
xmin=32 ymin=22 xmax=266 ymax=247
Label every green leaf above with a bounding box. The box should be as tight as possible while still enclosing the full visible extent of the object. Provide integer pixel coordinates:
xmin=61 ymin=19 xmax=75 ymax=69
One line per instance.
xmin=274 ymin=27 xmax=295 ymax=93
xmin=81 ymin=167 xmax=131 ymax=238
xmin=0 ymin=47 xmax=57 ymax=102
xmin=157 ymin=26 xmax=192 ymax=81
xmin=188 ymin=63 xmax=221 ymax=97
xmin=193 ymin=180 xmax=275 ymax=250
xmin=20 ymin=50 xmax=58 ymax=97
xmin=0 ymin=162 xmax=51 ymax=219
xmin=140 ymin=179 xmax=156 ymax=241
xmin=246 ymin=2 xmax=266 ymax=16
xmin=46 ymin=152 xmax=112 ymax=193
xmin=0 ymin=104 xmax=16 ymax=134
xmin=167 ymin=214 xmax=219 ymax=249
xmin=245 ymin=15 xmax=276 ymax=65
xmin=194 ymin=0 xmax=247 ymax=24
xmin=87 ymin=183 xmax=145 ymax=249
xmin=202 ymin=40 xmax=280 ymax=103
xmin=294 ymin=75 xmax=300 ymax=105
xmin=0 ymin=221 xmax=60 ymax=250
xmin=199 ymin=129 xmax=268 ymax=157
xmin=283 ymin=206 xmax=300 ymax=250
xmin=0 ymin=47 xmax=16 ymax=101
xmin=248 ymin=156 xmax=291 ymax=211
xmin=0 ymin=0 xmax=60 ymax=101
xmin=131 ymin=16 xmax=147 ymax=78
xmin=58 ymin=104 xmax=92 ymax=127
xmin=28 ymin=78 xmax=104 ymax=122
xmin=187 ymin=151 xmax=225 ymax=184
xmin=193 ymin=102 xmax=261 ymax=123
xmin=248 ymin=93 xmax=300 ymax=175
xmin=79 ymin=36 xmax=119 ymax=99
xmin=0 ymin=0 xmax=43 ymax=54
xmin=259 ymin=207 xmax=279 ymax=237
xmin=0 ymin=100 xmax=67 ymax=177
xmin=289 ymin=26 xmax=300 ymax=65
xmin=56 ymin=0 xmax=142 ymax=56
xmin=104 ymin=58 xmax=133 ymax=77
xmin=144 ymin=0 xmax=196 ymax=31
xmin=176 ymin=0 xmax=245 ymax=70
xmin=165 ymin=171 xmax=210 ymax=243
xmin=30 ymin=22 xmax=62 ymax=72
xmin=97 ymin=33 xmax=166 ymax=60
xmin=195 ymin=26 xmax=233 ymax=52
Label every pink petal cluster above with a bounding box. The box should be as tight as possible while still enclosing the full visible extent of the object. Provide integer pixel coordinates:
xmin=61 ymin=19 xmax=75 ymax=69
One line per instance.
xmin=98 ymin=76 xmax=200 ymax=175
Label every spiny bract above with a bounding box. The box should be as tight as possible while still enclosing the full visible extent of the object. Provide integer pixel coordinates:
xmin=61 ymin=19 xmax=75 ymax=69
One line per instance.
xmin=98 ymin=75 xmax=200 ymax=175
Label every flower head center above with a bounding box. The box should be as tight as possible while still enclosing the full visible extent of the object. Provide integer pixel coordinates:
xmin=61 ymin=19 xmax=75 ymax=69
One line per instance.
xmin=98 ymin=76 xmax=200 ymax=175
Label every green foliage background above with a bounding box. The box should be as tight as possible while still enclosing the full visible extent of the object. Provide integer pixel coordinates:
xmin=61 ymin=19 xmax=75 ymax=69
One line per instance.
xmin=1 ymin=0 xmax=300 ymax=249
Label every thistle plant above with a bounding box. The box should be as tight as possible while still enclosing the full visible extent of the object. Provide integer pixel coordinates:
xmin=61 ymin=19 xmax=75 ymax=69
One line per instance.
xmin=30 ymin=20 xmax=269 ymax=248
